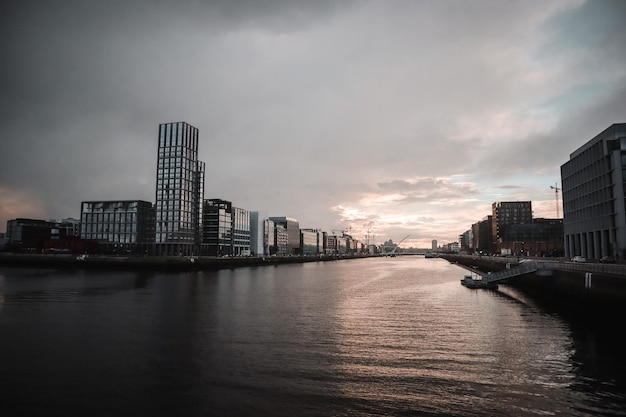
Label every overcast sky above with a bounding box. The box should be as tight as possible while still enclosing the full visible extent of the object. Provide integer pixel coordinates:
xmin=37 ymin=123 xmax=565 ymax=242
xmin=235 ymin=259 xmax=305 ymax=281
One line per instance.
xmin=1 ymin=0 xmax=625 ymax=247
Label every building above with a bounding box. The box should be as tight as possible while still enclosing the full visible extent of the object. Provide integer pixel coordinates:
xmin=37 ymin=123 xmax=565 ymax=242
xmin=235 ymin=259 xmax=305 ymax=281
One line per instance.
xmin=431 ymin=240 xmax=437 ymax=252
xmin=459 ymin=230 xmax=472 ymax=253
xmin=268 ymin=217 xmax=300 ymax=255
xmin=300 ymin=228 xmax=322 ymax=255
xmin=471 ymin=215 xmax=493 ymax=254
xmin=492 ymin=201 xmax=532 ymax=252
xmin=499 ymin=218 xmax=564 ymax=257
xmin=274 ymin=224 xmax=289 ymax=256
xmin=202 ymin=199 xmax=250 ymax=256
xmin=7 ymin=218 xmax=87 ymax=253
xmin=6 ymin=218 xmax=56 ymax=250
xmin=80 ymin=200 xmax=155 ymax=254
xmin=561 ymin=123 xmax=626 ymax=260
xmin=155 ymin=121 xmax=205 ymax=256
xmin=250 ymin=212 xmax=274 ymax=257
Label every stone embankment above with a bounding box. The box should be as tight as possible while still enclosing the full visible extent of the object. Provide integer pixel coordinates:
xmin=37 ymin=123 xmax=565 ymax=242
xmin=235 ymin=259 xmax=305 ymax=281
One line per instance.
xmin=441 ymin=254 xmax=626 ymax=320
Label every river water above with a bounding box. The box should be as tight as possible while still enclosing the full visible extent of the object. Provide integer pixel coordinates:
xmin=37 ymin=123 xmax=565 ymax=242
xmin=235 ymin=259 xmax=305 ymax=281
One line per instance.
xmin=0 ymin=256 xmax=624 ymax=416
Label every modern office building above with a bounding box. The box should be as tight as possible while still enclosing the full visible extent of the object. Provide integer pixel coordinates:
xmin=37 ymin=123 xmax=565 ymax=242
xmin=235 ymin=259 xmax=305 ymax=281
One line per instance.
xmin=300 ymin=228 xmax=322 ymax=255
xmin=155 ymin=121 xmax=205 ymax=256
xmin=6 ymin=218 xmax=57 ymax=249
xmin=268 ymin=216 xmax=300 ymax=255
xmin=80 ymin=200 xmax=155 ymax=254
xmin=561 ymin=123 xmax=626 ymax=260
xmin=8 ymin=218 xmax=87 ymax=253
xmin=202 ymin=199 xmax=250 ymax=256
xmin=250 ymin=212 xmax=274 ymax=256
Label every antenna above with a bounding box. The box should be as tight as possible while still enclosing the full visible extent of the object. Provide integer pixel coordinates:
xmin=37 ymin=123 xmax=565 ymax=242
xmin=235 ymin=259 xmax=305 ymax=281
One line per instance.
xmin=550 ymin=183 xmax=561 ymax=219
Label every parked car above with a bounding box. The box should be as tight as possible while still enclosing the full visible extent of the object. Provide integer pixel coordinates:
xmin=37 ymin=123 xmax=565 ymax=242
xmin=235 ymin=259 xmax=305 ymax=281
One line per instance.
xmin=571 ymin=256 xmax=586 ymax=263
xmin=600 ymin=256 xmax=616 ymax=263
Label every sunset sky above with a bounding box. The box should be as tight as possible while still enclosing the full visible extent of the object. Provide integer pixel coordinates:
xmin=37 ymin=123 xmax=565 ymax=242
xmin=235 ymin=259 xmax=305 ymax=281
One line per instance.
xmin=1 ymin=0 xmax=625 ymax=247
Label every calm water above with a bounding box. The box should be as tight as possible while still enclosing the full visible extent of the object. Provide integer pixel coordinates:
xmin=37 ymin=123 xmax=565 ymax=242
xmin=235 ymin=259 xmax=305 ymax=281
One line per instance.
xmin=0 ymin=257 xmax=624 ymax=416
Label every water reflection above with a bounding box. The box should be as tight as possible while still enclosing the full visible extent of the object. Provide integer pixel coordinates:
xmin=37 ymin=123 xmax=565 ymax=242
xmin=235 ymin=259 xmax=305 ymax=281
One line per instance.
xmin=0 ymin=259 xmax=624 ymax=416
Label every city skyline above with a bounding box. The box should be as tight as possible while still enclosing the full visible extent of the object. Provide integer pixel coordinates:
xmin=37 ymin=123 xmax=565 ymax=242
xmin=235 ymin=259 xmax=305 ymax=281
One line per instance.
xmin=1 ymin=1 xmax=625 ymax=247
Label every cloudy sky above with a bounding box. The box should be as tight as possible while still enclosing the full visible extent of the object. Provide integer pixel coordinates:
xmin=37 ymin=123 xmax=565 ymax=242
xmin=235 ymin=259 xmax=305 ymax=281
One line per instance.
xmin=1 ymin=0 xmax=625 ymax=247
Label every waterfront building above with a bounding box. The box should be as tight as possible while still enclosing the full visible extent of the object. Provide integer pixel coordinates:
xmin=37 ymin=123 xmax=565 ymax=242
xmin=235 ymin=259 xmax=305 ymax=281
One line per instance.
xmin=250 ymin=212 xmax=263 ymax=256
xmin=155 ymin=121 xmax=205 ymax=256
xmin=300 ymin=228 xmax=322 ymax=255
xmin=561 ymin=123 xmax=626 ymax=260
xmin=6 ymin=218 xmax=56 ymax=250
xmin=431 ymin=240 xmax=437 ymax=252
xmin=492 ymin=201 xmax=532 ymax=253
xmin=471 ymin=216 xmax=493 ymax=254
xmin=498 ymin=218 xmax=564 ymax=257
xmin=80 ymin=200 xmax=155 ymax=254
xmin=7 ymin=217 xmax=95 ymax=254
xmin=325 ymin=234 xmax=338 ymax=255
xmin=268 ymin=217 xmax=300 ymax=255
xmin=202 ymin=199 xmax=250 ymax=256
xmin=250 ymin=212 xmax=276 ymax=256
xmin=459 ymin=230 xmax=472 ymax=253
xmin=274 ymin=224 xmax=289 ymax=256
xmin=232 ymin=206 xmax=251 ymax=256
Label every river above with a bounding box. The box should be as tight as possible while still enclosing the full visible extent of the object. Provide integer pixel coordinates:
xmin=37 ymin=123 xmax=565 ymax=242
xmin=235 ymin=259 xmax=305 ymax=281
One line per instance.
xmin=0 ymin=256 xmax=624 ymax=416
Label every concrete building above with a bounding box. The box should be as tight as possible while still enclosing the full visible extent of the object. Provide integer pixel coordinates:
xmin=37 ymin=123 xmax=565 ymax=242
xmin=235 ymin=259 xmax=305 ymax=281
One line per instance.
xmin=561 ymin=123 xmax=626 ymax=260
xmin=155 ymin=121 xmax=205 ymax=256
xmin=80 ymin=200 xmax=155 ymax=254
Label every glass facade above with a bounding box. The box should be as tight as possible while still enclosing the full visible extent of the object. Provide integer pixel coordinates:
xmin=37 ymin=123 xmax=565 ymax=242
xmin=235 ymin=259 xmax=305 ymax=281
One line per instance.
xmin=202 ymin=199 xmax=250 ymax=256
xmin=155 ymin=122 xmax=205 ymax=255
xmin=300 ymin=228 xmax=321 ymax=255
xmin=80 ymin=200 xmax=155 ymax=251
xmin=268 ymin=217 xmax=300 ymax=255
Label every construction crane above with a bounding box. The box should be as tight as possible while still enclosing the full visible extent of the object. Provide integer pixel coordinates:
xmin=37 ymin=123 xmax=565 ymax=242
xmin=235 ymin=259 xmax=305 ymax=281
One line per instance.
xmin=550 ymin=183 xmax=561 ymax=219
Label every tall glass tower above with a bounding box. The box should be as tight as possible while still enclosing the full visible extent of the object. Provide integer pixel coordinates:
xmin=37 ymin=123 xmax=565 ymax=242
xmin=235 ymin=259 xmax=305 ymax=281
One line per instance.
xmin=155 ymin=121 xmax=205 ymax=255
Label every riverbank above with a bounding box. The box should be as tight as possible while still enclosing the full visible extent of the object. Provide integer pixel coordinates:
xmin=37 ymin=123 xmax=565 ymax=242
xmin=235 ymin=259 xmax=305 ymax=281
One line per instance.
xmin=0 ymin=252 xmax=377 ymax=271
xmin=441 ymin=254 xmax=626 ymax=321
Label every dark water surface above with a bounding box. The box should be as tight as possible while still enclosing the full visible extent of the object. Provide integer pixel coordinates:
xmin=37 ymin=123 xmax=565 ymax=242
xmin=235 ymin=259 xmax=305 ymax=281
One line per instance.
xmin=0 ymin=257 xmax=624 ymax=416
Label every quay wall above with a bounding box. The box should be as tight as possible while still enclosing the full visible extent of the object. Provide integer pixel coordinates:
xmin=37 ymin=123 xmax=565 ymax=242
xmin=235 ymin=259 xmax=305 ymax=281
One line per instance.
xmin=442 ymin=254 xmax=626 ymax=319
xmin=0 ymin=253 xmax=375 ymax=272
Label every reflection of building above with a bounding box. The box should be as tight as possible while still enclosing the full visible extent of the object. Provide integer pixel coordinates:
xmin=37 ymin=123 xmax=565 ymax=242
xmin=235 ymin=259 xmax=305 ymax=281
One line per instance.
xmin=155 ymin=121 xmax=205 ymax=256
xmin=269 ymin=217 xmax=300 ymax=255
xmin=202 ymin=199 xmax=250 ymax=256
xmin=561 ymin=123 xmax=626 ymax=260
xmin=80 ymin=200 xmax=155 ymax=254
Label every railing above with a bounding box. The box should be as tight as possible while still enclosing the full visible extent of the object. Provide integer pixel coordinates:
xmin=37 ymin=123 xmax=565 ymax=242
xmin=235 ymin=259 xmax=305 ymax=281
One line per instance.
xmin=484 ymin=261 xmax=540 ymax=283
